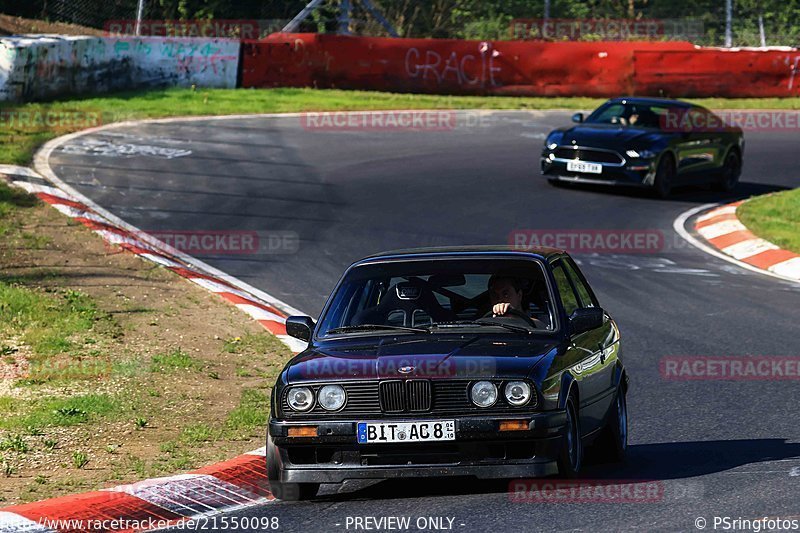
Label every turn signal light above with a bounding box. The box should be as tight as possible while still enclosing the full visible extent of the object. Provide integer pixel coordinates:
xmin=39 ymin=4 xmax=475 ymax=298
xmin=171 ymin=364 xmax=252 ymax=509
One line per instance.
xmin=499 ymin=420 xmax=529 ymax=432
xmin=287 ymin=426 xmax=317 ymax=437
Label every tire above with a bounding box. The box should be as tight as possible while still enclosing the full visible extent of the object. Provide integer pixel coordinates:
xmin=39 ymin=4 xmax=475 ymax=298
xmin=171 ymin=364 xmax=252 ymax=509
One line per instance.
xmin=713 ymin=150 xmax=741 ymax=192
xmin=653 ymin=153 xmax=675 ymax=199
xmin=266 ymin=437 xmax=320 ymax=501
xmin=592 ymin=386 xmax=628 ymax=464
xmin=557 ymin=395 xmax=583 ymax=478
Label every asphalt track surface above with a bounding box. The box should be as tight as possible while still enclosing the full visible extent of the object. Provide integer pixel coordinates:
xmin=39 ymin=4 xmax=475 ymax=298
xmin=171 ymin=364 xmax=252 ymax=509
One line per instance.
xmin=46 ymin=111 xmax=800 ymax=532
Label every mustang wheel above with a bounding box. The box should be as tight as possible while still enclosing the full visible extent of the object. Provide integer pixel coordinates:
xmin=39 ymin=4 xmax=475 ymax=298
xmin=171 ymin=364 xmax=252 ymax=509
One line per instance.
xmin=266 ymin=438 xmax=319 ymax=501
xmin=593 ymin=385 xmax=628 ymax=463
xmin=713 ymin=150 xmax=741 ymax=192
xmin=557 ymin=395 xmax=583 ymax=477
xmin=653 ymin=153 xmax=675 ymax=199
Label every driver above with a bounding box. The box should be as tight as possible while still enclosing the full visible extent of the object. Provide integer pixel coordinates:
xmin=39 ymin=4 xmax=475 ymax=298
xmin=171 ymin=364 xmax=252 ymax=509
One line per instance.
xmin=488 ymin=275 xmax=524 ymax=317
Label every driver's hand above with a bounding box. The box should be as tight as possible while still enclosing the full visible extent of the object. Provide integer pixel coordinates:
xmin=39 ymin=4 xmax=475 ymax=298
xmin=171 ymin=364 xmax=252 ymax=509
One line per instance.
xmin=492 ymin=303 xmax=511 ymax=316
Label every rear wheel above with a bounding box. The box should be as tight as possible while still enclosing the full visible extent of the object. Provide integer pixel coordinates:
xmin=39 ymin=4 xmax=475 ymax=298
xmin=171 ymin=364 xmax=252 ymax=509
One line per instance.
xmin=653 ymin=153 xmax=675 ymax=199
xmin=266 ymin=437 xmax=319 ymax=501
xmin=557 ymin=395 xmax=583 ymax=478
xmin=713 ymin=150 xmax=741 ymax=192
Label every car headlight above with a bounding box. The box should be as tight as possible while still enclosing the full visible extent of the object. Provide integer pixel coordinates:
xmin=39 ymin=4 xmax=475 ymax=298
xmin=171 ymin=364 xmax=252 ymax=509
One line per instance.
xmin=318 ymin=384 xmax=346 ymax=411
xmin=544 ymin=132 xmax=563 ymax=150
xmin=286 ymin=387 xmax=314 ymax=412
xmin=626 ymin=149 xmax=657 ymax=159
xmin=504 ymin=381 xmax=532 ymax=406
xmin=470 ymin=381 xmax=498 ymax=408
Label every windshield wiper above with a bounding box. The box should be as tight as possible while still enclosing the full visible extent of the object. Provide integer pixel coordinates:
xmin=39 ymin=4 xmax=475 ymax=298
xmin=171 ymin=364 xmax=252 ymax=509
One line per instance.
xmin=429 ymin=321 xmax=532 ymax=334
xmin=325 ymin=324 xmax=431 ymax=335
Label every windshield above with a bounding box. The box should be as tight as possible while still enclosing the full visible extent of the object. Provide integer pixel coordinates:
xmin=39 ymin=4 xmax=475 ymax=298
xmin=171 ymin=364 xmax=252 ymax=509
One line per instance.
xmin=316 ymin=258 xmax=556 ymax=338
xmin=585 ymin=101 xmax=672 ymax=129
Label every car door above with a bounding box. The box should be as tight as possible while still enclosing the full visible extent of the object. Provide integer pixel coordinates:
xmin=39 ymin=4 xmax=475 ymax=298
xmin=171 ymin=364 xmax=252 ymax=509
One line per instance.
xmin=675 ymin=107 xmax=721 ymax=179
xmin=551 ymin=258 xmax=609 ymax=434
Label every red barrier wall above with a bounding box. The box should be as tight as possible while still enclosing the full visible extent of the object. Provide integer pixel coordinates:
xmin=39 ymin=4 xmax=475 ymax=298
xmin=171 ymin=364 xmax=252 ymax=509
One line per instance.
xmin=633 ymin=49 xmax=800 ymax=97
xmin=240 ymin=34 xmax=693 ymax=96
xmin=240 ymin=34 xmax=800 ymax=97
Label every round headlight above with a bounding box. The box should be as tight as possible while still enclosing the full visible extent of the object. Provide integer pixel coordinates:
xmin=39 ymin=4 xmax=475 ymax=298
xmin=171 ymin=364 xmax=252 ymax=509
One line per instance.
xmin=470 ymin=381 xmax=498 ymax=408
xmin=287 ymin=387 xmax=314 ymax=412
xmin=318 ymin=384 xmax=346 ymax=411
xmin=504 ymin=381 xmax=532 ymax=406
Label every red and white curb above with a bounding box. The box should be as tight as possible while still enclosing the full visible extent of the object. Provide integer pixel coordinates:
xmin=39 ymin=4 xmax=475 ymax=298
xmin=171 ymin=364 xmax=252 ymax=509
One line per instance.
xmin=0 ymin=165 xmax=308 ymax=354
xmin=0 ymin=448 xmax=271 ymax=532
xmin=674 ymin=199 xmax=800 ymax=283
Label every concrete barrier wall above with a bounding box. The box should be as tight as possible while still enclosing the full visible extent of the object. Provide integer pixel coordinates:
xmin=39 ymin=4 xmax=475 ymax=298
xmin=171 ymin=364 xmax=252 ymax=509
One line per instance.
xmin=240 ymin=34 xmax=695 ymax=96
xmin=240 ymin=33 xmax=800 ymax=98
xmin=0 ymin=35 xmax=240 ymax=102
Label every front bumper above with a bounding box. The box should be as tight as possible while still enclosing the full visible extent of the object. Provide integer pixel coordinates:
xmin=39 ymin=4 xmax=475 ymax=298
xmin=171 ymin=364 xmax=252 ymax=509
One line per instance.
xmin=268 ymin=411 xmax=566 ymax=483
xmin=540 ymin=155 xmax=656 ymax=187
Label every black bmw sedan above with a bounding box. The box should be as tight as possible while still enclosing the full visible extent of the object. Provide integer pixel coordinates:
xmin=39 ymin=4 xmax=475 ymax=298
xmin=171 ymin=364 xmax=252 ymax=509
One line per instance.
xmin=540 ymin=97 xmax=744 ymax=198
xmin=267 ymin=247 xmax=628 ymax=500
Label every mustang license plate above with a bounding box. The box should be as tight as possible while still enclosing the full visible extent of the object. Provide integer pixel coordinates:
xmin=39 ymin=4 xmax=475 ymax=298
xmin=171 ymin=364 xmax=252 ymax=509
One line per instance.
xmin=567 ymin=160 xmax=602 ymax=174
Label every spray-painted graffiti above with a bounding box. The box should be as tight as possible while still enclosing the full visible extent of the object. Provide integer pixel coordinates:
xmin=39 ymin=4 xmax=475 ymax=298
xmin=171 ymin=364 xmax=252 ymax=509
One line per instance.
xmin=404 ymin=42 xmax=502 ymax=88
xmin=0 ymin=35 xmax=240 ymax=103
xmin=61 ymin=138 xmax=192 ymax=159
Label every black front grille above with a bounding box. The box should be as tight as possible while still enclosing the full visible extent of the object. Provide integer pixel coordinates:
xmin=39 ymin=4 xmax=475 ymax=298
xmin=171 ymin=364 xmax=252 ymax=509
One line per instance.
xmin=554 ymin=147 xmax=623 ymax=164
xmin=379 ymin=380 xmax=406 ymax=413
xmin=407 ymin=380 xmax=432 ymax=412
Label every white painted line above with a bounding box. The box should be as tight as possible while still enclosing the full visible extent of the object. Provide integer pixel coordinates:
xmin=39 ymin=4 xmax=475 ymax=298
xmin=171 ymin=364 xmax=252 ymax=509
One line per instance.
xmin=721 ymin=238 xmax=777 ymax=260
xmin=0 ymin=512 xmax=55 ymax=533
xmin=277 ymin=335 xmax=309 ymax=354
xmin=50 ymin=203 xmax=107 ymax=224
xmin=696 ymin=219 xmax=747 ymax=240
xmin=140 ymin=252 xmax=184 ymax=268
xmin=35 ymin=127 xmax=308 ymax=321
xmin=245 ymin=447 xmax=267 ymax=456
xmin=0 ymin=165 xmax=44 ymax=179
xmin=673 ymin=203 xmax=800 ymax=285
xmin=769 ymin=257 xmax=800 ymax=280
xmin=696 ymin=204 xmax=737 ymax=222
xmin=8 ymin=180 xmax=76 ymax=201
xmin=188 ymin=277 xmax=256 ymax=301
xmin=235 ymin=303 xmax=285 ymax=323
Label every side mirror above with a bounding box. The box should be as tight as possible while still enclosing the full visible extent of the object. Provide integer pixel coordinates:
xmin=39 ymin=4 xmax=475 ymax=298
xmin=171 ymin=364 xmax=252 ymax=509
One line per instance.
xmin=569 ymin=307 xmax=604 ymax=336
xmin=571 ymin=112 xmax=584 ymax=123
xmin=285 ymin=315 xmax=315 ymax=342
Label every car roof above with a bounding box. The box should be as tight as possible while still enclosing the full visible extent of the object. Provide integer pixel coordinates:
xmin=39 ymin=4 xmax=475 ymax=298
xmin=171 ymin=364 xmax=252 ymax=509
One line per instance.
xmin=356 ymin=245 xmax=565 ymax=264
xmin=607 ymin=96 xmax=693 ymax=108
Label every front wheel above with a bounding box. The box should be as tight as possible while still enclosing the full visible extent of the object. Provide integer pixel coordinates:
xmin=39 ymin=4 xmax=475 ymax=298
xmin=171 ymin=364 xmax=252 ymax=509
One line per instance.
xmin=593 ymin=386 xmax=628 ymax=463
xmin=713 ymin=150 xmax=741 ymax=192
xmin=266 ymin=437 xmax=319 ymax=501
xmin=653 ymin=153 xmax=675 ymax=199
xmin=557 ymin=396 xmax=583 ymax=478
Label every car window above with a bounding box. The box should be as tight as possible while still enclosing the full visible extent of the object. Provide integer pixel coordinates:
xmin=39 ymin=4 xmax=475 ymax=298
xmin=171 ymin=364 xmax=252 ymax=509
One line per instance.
xmin=551 ymin=262 xmax=580 ymax=316
xmin=316 ymin=258 xmax=557 ymax=336
xmin=562 ymin=259 xmax=597 ymax=309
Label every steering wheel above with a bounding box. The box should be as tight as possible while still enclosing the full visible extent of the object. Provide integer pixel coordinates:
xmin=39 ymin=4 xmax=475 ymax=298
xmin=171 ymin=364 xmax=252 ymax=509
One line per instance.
xmin=481 ymin=308 xmax=540 ymax=329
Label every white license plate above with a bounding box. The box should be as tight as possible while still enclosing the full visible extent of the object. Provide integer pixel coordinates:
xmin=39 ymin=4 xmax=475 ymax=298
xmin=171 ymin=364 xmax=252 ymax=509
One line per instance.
xmin=567 ymin=160 xmax=602 ymax=174
xmin=357 ymin=420 xmax=455 ymax=444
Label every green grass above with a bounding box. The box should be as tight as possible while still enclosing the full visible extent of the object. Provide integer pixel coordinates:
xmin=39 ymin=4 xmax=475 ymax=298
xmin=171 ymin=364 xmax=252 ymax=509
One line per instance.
xmin=737 ymin=189 xmax=800 ymax=254
xmin=0 ymin=394 xmax=118 ymax=430
xmin=0 ymin=284 xmax=105 ymax=358
xmin=226 ymin=388 xmax=269 ymax=433
xmin=150 ymin=349 xmax=202 ymax=372
xmin=4 ymin=87 xmax=800 ymax=166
